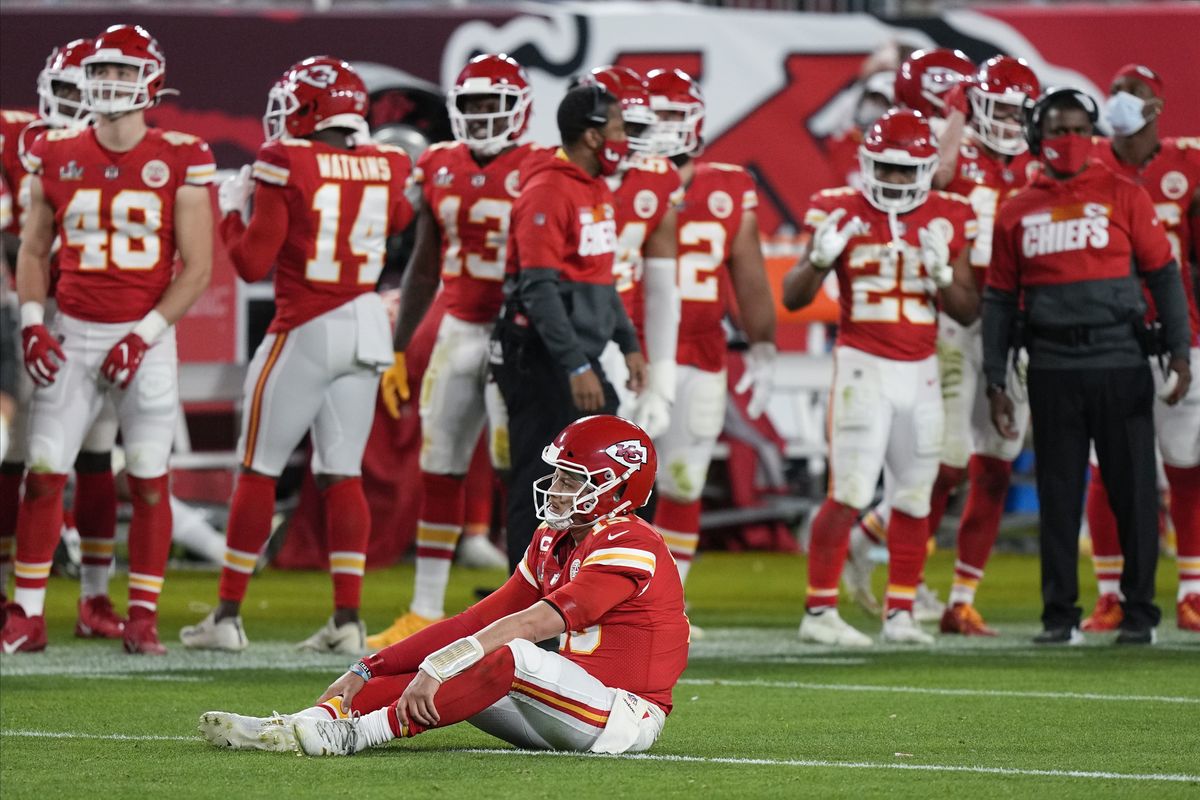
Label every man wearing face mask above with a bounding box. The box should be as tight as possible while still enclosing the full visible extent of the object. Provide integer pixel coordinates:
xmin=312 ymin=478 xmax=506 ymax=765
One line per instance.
xmin=492 ymin=84 xmax=647 ymax=571
xmin=1082 ymin=64 xmax=1200 ymax=634
xmin=983 ymin=88 xmax=1193 ymax=646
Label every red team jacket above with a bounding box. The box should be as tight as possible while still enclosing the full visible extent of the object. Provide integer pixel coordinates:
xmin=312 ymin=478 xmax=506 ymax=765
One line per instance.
xmin=803 ymin=187 xmax=977 ymax=361
xmin=676 ymin=162 xmax=760 ymax=373
xmin=365 ymin=514 xmax=690 ymax=714
xmin=221 ymin=137 xmax=413 ymax=333
xmin=417 ymin=140 xmax=545 ymax=325
xmin=25 ymin=126 xmax=216 ymax=323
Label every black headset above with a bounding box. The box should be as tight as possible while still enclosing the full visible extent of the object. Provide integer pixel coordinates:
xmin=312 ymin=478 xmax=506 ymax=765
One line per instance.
xmin=1023 ymin=87 xmax=1100 ymax=155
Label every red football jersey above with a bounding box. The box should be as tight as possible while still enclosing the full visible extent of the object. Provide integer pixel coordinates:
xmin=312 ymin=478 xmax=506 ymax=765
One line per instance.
xmin=609 ymin=153 xmax=684 ymax=340
xmin=26 ymin=126 xmax=216 ymax=323
xmin=1093 ymin=136 xmax=1200 ymax=341
xmin=0 ymin=171 xmax=12 ymax=235
xmin=804 ymin=187 xmax=977 ymax=361
xmin=249 ymin=138 xmax=413 ymax=333
xmin=508 ymin=150 xmax=618 ymax=285
xmin=416 ymin=141 xmax=539 ymax=324
xmin=0 ymin=109 xmax=44 ymax=236
xmin=676 ymin=162 xmax=759 ymax=372
xmin=943 ymin=133 xmax=1033 ymax=274
xmin=518 ymin=515 xmax=690 ymax=714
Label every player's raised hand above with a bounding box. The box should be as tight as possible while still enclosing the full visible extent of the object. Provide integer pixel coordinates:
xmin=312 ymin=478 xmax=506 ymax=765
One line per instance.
xmin=810 ymin=208 xmax=867 ymax=270
xmin=380 ymin=351 xmax=410 ymax=419
xmin=100 ymin=333 xmax=149 ymax=389
xmin=918 ymin=226 xmax=954 ymax=288
xmin=218 ymin=164 xmax=254 ymax=224
xmin=734 ymin=342 xmax=777 ymax=420
xmin=21 ymin=324 xmax=66 ymax=387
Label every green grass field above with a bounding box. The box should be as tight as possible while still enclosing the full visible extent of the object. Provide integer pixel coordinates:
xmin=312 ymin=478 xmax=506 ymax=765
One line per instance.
xmin=2 ymin=550 xmax=1198 ymax=799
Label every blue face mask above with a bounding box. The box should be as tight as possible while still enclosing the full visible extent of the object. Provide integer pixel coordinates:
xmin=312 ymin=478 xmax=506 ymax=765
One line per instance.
xmin=1105 ymin=91 xmax=1148 ymax=136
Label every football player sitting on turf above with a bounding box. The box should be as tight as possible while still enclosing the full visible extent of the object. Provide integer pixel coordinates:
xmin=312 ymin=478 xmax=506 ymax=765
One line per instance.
xmin=198 ymin=415 xmax=690 ymax=756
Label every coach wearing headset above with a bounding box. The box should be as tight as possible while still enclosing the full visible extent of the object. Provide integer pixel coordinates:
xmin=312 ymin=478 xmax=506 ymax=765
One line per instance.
xmin=982 ymin=88 xmax=1192 ymax=645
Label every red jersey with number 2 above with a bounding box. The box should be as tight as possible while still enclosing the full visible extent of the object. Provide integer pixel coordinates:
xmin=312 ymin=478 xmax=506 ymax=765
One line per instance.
xmin=25 ymin=125 xmax=216 ymax=323
xmin=943 ymin=134 xmax=1032 ymax=274
xmin=804 ymin=187 xmax=977 ymax=361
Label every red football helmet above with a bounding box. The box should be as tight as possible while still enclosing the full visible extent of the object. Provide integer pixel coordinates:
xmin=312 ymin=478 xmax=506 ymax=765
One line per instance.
xmin=263 ymin=56 xmax=368 ymax=141
xmin=447 ymin=54 xmax=532 ymax=156
xmin=534 ymin=416 xmax=657 ymax=529
xmin=38 ymin=39 xmax=93 ymax=128
xmin=858 ymin=108 xmax=939 ymax=214
xmin=578 ymin=66 xmax=657 ymax=152
xmin=970 ymin=56 xmax=1040 ymax=155
xmin=82 ymin=24 xmax=167 ymax=115
xmin=645 ymin=68 xmax=704 ymax=158
xmin=895 ymin=48 xmax=975 ymax=118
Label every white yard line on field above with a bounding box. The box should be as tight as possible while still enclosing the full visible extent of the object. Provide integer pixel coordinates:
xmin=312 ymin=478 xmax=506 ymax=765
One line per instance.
xmin=2 ymin=730 xmax=1196 ymax=783
xmin=677 ymin=678 xmax=1200 ymax=704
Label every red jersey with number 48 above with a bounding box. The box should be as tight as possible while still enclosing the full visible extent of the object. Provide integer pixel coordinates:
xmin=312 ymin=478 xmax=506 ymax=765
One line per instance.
xmin=943 ymin=134 xmax=1033 ymax=273
xmin=416 ymin=141 xmax=541 ymax=324
xmin=804 ymin=187 xmax=977 ymax=361
xmin=248 ymin=138 xmax=413 ymax=333
xmin=26 ymin=126 xmax=216 ymax=323
xmin=519 ymin=515 xmax=690 ymax=714
xmin=0 ymin=109 xmax=43 ymax=236
xmin=609 ymin=153 xmax=684 ymax=340
xmin=1093 ymin=136 xmax=1200 ymax=341
xmin=676 ymin=162 xmax=759 ymax=372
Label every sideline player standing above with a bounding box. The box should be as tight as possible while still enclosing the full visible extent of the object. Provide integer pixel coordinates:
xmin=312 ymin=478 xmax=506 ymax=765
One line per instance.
xmin=181 ymin=57 xmax=412 ymax=654
xmin=199 ymin=415 xmax=688 ymax=758
xmin=4 ymin=24 xmax=215 ymax=654
xmin=1081 ymin=65 xmax=1200 ymax=633
xmin=368 ymin=54 xmax=537 ymax=648
xmin=783 ymin=108 xmax=980 ymax=646
xmin=644 ymin=68 xmax=776 ymax=586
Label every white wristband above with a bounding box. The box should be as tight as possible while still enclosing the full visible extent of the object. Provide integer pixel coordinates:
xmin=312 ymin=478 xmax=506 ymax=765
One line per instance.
xmin=418 ymin=635 xmax=485 ymax=683
xmin=131 ymin=310 xmax=169 ymax=344
xmin=20 ymin=302 xmax=45 ymax=328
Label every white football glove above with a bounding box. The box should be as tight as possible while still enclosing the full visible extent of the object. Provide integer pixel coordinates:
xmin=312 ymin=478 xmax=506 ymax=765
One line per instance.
xmin=218 ymin=164 xmax=254 ymax=224
xmin=734 ymin=342 xmax=777 ymax=420
xmin=918 ymin=225 xmax=954 ymax=289
xmin=633 ymin=361 xmax=676 ymax=440
xmin=809 ymin=208 xmax=867 ymax=270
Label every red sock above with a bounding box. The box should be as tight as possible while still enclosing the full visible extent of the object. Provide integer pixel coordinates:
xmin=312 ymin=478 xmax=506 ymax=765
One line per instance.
xmin=324 ymin=477 xmax=369 ymax=610
xmin=13 ymin=473 xmax=68 ymax=613
xmin=1164 ymin=464 xmax=1200 ymax=593
xmin=1086 ymin=464 xmax=1123 ymax=595
xmin=654 ymin=496 xmax=702 ymax=564
xmin=415 ymin=472 xmax=466 ymax=560
xmin=393 ymin=647 xmax=516 ymax=737
xmin=886 ymin=510 xmax=929 ymax=613
xmin=464 ymin=445 xmax=494 ymax=536
xmin=928 ymin=464 xmax=966 ymax=537
xmin=74 ymin=469 xmax=117 ymax=575
xmin=953 ymin=455 xmax=1012 ymax=589
xmin=805 ymin=498 xmax=857 ymax=610
xmin=126 ymin=475 xmax=172 ymax=615
xmin=218 ymin=472 xmax=277 ymax=604
xmin=0 ymin=466 xmax=21 ymax=595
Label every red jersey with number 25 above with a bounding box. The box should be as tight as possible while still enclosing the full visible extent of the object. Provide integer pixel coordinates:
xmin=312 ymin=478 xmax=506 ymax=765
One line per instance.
xmin=26 ymin=126 xmax=216 ymax=323
xmin=804 ymin=187 xmax=977 ymax=361
xmin=943 ymin=134 xmax=1032 ymax=273
xmin=609 ymin=153 xmax=684 ymax=339
xmin=416 ymin=141 xmax=541 ymax=324
xmin=249 ymin=138 xmax=413 ymax=333
xmin=676 ymin=162 xmax=759 ymax=372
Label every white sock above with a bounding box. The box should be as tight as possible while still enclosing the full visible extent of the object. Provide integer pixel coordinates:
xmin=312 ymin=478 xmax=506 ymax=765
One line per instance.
xmin=948 ymin=583 xmax=976 ymax=606
xmin=411 ymin=557 xmax=453 ymax=619
xmin=358 ymin=707 xmax=398 ymax=747
xmin=675 ymin=559 xmax=692 ymax=585
xmin=80 ymin=564 xmax=111 ymax=599
xmin=14 ymin=587 xmax=46 ymax=617
xmin=1097 ymin=579 xmax=1122 ymax=597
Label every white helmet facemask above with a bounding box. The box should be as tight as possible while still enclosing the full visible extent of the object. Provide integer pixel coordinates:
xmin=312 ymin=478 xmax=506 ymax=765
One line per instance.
xmin=448 ymin=80 xmax=531 ymax=156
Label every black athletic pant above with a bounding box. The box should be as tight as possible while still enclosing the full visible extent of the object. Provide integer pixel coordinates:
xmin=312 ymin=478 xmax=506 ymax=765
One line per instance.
xmin=492 ymin=322 xmax=617 ymax=572
xmin=1027 ymin=364 xmax=1161 ymax=631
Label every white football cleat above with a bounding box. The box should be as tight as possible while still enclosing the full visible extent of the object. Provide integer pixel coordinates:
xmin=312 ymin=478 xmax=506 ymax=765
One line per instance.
xmin=293 ymin=716 xmax=367 ymax=757
xmin=456 ymin=533 xmax=508 ymax=569
xmin=913 ymin=582 xmax=946 ymax=623
xmin=198 ymin=711 xmax=296 ymax=752
xmin=842 ymin=526 xmax=880 ymax=614
xmin=297 ymin=617 xmax=367 ymax=655
xmin=180 ymin=611 xmax=249 ymax=652
xmin=882 ymin=609 xmax=935 ymax=644
xmin=798 ymin=608 xmax=874 ymax=647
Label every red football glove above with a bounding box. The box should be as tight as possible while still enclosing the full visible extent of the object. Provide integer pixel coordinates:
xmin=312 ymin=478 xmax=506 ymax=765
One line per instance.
xmin=22 ymin=324 xmax=66 ymax=387
xmin=942 ymin=82 xmax=970 ymax=117
xmin=100 ymin=333 xmax=149 ymax=389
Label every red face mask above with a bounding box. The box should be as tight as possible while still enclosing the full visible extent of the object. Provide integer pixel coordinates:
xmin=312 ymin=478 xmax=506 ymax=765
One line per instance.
xmin=1039 ymin=133 xmax=1091 ymax=176
xmin=597 ymin=137 xmax=629 ymax=176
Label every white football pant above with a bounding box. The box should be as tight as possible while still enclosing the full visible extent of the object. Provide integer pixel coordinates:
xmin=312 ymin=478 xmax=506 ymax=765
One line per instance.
xmin=1155 ymin=347 xmax=1200 ymax=468
xmin=653 ymin=365 xmax=727 ymax=503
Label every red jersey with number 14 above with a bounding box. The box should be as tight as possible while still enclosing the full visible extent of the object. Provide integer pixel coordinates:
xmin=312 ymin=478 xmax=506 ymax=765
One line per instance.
xmin=804 ymin=187 xmax=977 ymax=361
xmin=26 ymin=126 xmax=216 ymax=323
xmin=249 ymin=138 xmax=413 ymax=333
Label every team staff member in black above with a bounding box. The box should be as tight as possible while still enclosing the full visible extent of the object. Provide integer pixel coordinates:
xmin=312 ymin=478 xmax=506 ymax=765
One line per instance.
xmin=492 ymin=85 xmax=646 ymax=570
xmin=983 ymin=88 xmax=1192 ymax=645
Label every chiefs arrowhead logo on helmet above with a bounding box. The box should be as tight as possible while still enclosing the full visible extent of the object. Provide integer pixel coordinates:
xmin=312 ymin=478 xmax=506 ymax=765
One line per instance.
xmin=606 ymin=440 xmax=648 ymax=469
